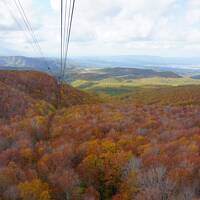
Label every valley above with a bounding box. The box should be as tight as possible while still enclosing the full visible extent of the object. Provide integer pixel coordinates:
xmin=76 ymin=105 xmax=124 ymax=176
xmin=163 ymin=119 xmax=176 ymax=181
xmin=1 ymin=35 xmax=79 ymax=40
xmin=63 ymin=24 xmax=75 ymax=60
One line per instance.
xmin=71 ymin=76 xmax=200 ymax=95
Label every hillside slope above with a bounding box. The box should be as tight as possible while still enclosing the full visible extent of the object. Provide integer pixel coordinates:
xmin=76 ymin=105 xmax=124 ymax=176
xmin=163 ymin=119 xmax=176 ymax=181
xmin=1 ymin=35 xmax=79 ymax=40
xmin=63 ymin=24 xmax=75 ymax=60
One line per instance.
xmin=0 ymin=80 xmax=55 ymax=123
xmin=120 ymin=85 xmax=200 ymax=105
xmin=0 ymin=70 xmax=96 ymax=107
xmin=0 ymin=81 xmax=33 ymax=121
xmin=0 ymin=70 xmax=97 ymax=123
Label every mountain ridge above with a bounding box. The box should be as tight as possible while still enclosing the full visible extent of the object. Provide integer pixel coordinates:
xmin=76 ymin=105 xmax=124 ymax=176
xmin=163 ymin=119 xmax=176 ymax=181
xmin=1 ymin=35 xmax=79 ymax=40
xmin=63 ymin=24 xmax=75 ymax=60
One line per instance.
xmin=0 ymin=55 xmax=200 ymax=76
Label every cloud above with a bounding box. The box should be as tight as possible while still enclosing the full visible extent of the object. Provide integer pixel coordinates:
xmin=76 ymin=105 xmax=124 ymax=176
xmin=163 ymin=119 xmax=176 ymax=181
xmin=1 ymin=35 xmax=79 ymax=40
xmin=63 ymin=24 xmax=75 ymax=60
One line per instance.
xmin=50 ymin=0 xmax=60 ymax=11
xmin=0 ymin=0 xmax=200 ymax=57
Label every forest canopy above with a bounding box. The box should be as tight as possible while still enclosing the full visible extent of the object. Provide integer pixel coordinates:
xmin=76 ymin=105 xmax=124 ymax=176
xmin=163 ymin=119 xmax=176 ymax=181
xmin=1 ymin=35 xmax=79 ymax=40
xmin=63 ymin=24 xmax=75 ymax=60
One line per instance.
xmin=0 ymin=71 xmax=200 ymax=200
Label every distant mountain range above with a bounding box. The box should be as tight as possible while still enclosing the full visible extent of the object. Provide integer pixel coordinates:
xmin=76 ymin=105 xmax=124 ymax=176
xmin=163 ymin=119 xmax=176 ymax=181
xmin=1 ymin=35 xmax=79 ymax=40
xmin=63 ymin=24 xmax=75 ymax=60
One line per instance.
xmin=1 ymin=55 xmax=200 ymax=77
xmin=191 ymin=75 xmax=200 ymax=79
xmin=0 ymin=56 xmax=59 ymax=72
xmin=73 ymin=55 xmax=200 ymax=76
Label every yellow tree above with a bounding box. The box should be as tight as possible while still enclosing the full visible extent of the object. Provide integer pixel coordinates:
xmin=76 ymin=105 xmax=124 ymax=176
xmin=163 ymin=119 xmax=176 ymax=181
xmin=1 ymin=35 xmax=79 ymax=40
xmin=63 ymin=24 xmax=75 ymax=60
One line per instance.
xmin=18 ymin=179 xmax=51 ymax=200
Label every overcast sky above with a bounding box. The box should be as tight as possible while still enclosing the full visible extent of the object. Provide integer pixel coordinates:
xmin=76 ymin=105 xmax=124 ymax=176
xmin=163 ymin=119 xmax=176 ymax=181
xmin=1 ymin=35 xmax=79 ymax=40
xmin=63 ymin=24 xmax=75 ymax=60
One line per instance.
xmin=0 ymin=0 xmax=200 ymax=57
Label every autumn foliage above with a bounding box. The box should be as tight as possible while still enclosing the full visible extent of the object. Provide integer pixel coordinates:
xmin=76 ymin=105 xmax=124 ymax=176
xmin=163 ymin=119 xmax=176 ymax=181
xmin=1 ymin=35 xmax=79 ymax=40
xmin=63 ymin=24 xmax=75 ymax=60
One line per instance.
xmin=0 ymin=70 xmax=200 ymax=200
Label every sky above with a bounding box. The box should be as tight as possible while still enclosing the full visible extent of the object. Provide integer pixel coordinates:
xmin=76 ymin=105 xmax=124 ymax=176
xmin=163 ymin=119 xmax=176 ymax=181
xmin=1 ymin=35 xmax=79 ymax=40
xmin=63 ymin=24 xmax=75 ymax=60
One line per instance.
xmin=0 ymin=0 xmax=200 ymax=57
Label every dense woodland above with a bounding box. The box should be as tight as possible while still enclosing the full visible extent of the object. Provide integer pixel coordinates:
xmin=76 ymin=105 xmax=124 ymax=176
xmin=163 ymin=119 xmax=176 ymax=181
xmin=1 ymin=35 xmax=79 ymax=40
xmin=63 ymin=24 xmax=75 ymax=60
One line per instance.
xmin=0 ymin=71 xmax=200 ymax=200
